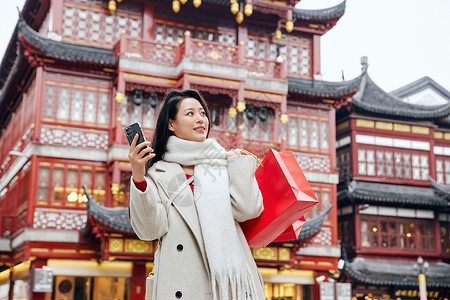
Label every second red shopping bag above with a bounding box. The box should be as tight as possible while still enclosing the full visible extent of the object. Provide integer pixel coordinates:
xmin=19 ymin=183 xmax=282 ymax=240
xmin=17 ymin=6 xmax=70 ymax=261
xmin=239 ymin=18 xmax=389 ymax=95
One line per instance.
xmin=241 ymin=149 xmax=318 ymax=248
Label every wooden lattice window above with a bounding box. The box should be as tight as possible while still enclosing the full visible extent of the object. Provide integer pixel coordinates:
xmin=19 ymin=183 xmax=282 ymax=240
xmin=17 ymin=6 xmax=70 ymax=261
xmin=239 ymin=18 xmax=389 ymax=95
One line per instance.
xmin=42 ymin=73 xmax=111 ymax=127
xmin=62 ymin=0 xmax=142 ymax=47
xmin=154 ymin=20 xmax=235 ymax=46
xmin=287 ymin=106 xmax=330 ymax=153
xmin=357 ymin=146 xmax=429 ymax=182
xmin=436 ymin=157 xmax=450 ymax=184
xmin=361 ymin=216 xmax=434 ymax=252
xmin=247 ymin=32 xmax=311 ymax=77
xmin=286 ymin=36 xmax=311 ymax=77
xmin=36 ymin=161 xmax=107 ymax=208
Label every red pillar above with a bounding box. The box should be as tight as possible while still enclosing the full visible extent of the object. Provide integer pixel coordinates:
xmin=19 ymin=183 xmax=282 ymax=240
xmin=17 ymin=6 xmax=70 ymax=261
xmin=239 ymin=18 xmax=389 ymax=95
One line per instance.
xmin=312 ymin=35 xmax=321 ymax=76
xmin=29 ymin=259 xmax=48 ymax=300
xmin=26 ymin=156 xmax=38 ymax=227
xmin=50 ymin=0 xmax=64 ymax=35
xmin=130 ymin=261 xmax=146 ymax=300
xmin=313 ymin=271 xmax=329 ymax=300
xmin=142 ymin=3 xmax=155 ymax=40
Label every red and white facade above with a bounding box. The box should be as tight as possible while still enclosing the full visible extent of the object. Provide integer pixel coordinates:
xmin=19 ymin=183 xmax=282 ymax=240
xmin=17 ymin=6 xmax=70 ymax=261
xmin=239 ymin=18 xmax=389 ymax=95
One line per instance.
xmin=0 ymin=0 xmax=351 ymax=299
xmin=336 ymin=69 xmax=450 ymax=299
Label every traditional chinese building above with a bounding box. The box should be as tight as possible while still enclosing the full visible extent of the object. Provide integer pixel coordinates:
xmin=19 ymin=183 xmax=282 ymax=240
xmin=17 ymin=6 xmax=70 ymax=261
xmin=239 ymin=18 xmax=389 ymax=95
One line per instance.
xmin=0 ymin=0 xmax=351 ymax=299
xmin=336 ymin=62 xmax=450 ymax=300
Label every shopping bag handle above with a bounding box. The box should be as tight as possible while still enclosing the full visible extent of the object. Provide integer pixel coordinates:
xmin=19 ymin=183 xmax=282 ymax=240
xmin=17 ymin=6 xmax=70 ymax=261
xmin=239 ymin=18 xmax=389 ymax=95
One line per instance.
xmin=241 ymin=149 xmax=263 ymax=168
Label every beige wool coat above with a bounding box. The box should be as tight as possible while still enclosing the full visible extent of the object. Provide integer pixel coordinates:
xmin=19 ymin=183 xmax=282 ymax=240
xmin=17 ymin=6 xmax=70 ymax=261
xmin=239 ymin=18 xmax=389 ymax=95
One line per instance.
xmin=129 ymin=155 xmax=265 ymax=300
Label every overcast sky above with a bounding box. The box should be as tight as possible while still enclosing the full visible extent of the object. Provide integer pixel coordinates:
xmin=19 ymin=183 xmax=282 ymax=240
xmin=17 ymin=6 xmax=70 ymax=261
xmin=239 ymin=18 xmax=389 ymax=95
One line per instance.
xmin=297 ymin=0 xmax=450 ymax=92
xmin=1 ymin=0 xmax=449 ymax=93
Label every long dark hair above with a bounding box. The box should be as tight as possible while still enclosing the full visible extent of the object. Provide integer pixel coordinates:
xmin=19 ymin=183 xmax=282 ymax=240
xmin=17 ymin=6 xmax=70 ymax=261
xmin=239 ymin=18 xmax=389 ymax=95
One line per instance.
xmin=146 ymin=89 xmax=211 ymax=170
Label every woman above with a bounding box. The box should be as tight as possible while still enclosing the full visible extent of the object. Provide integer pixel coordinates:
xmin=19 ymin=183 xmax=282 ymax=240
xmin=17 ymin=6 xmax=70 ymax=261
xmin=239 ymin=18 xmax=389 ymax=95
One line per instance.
xmin=128 ymin=89 xmax=265 ymax=300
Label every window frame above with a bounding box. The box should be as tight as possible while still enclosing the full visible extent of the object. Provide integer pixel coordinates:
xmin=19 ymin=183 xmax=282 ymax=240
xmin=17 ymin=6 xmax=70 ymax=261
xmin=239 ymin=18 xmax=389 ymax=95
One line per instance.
xmin=42 ymin=72 xmax=112 ymax=129
xmin=36 ymin=159 xmax=107 ymax=209
xmin=360 ymin=215 xmax=435 ymax=254
xmin=286 ymin=106 xmax=331 ymax=154
xmin=440 ymin=222 xmax=450 ymax=256
xmin=355 ymin=145 xmax=430 ymax=184
xmin=436 ymin=156 xmax=450 ymax=185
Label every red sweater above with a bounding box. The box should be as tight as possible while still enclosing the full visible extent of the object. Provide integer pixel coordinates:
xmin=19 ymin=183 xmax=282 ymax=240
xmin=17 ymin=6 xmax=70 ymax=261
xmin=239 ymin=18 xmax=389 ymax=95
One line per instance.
xmin=133 ymin=174 xmax=194 ymax=193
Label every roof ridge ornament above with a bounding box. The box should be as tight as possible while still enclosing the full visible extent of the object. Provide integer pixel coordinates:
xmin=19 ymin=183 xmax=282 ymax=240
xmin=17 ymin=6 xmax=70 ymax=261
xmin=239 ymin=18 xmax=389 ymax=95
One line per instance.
xmin=360 ymin=56 xmax=368 ymax=74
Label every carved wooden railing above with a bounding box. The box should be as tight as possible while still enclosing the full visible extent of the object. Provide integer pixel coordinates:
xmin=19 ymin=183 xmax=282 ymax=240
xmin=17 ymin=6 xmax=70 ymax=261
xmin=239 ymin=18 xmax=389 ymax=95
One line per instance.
xmin=114 ymin=34 xmax=285 ymax=80
xmin=183 ymin=36 xmax=242 ymax=66
xmin=244 ymin=56 xmax=285 ymax=80
xmin=116 ymin=36 xmax=180 ymax=65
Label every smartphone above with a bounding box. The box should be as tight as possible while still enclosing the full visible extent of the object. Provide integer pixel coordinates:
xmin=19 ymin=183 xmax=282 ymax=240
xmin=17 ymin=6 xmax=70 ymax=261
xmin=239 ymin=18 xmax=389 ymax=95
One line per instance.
xmin=124 ymin=122 xmax=149 ymax=156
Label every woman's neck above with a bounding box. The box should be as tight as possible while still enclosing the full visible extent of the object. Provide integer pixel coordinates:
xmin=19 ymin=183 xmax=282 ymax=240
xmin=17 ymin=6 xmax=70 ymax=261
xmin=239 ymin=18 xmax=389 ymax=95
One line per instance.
xmin=181 ymin=165 xmax=194 ymax=175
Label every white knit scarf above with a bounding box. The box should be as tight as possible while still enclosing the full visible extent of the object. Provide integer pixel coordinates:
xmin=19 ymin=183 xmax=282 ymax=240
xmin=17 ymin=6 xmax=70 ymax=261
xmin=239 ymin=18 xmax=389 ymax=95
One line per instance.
xmin=164 ymin=136 xmax=257 ymax=300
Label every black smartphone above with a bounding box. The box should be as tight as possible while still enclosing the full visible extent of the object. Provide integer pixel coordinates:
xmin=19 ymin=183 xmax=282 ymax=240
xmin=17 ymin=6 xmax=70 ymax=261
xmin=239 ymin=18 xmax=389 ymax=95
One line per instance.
xmin=124 ymin=122 xmax=149 ymax=156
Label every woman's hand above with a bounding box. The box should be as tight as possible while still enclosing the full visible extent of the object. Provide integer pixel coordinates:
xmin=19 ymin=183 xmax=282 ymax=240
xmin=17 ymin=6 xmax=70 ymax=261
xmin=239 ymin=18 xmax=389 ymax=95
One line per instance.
xmin=226 ymin=148 xmax=242 ymax=160
xmin=128 ymin=134 xmax=155 ymax=182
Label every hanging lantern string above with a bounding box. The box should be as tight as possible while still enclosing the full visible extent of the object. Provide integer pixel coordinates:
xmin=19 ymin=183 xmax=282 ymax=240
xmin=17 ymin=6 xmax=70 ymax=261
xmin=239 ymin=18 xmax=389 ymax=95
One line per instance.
xmin=173 ymin=0 xmax=201 ymax=13
xmin=169 ymin=0 xmax=294 ymax=34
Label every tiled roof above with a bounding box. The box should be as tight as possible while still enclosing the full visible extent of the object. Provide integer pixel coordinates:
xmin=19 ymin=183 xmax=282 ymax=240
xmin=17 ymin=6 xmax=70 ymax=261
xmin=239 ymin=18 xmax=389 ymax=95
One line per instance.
xmin=0 ymin=27 xmax=19 ymax=90
xmin=345 ymin=257 xmax=450 ymax=288
xmin=338 ymin=181 xmax=449 ymax=208
xmin=294 ymin=1 xmax=346 ymax=22
xmin=0 ymin=46 xmax=26 ymax=125
xmin=351 ymin=74 xmax=450 ymax=119
xmin=288 ymin=75 xmax=361 ymax=98
xmin=429 ymin=177 xmax=450 ymax=201
xmin=298 ymin=205 xmax=332 ymax=240
xmin=390 ymin=76 xmax=450 ymax=100
xmin=274 ymin=205 xmax=332 ymax=243
xmin=18 ymin=14 xmax=117 ymax=67
xmin=82 ymin=185 xmax=331 ymax=241
xmin=203 ymin=0 xmax=346 ymax=22
xmin=83 ymin=186 xmax=135 ymax=235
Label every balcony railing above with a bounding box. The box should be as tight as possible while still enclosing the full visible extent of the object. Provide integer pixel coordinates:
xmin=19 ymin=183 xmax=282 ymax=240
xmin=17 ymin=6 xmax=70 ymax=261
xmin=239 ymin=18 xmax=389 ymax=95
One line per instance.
xmin=187 ymin=38 xmax=241 ymax=66
xmin=115 ymin=34 xmax=285 ymax=80
xmin=244 ymin=57 xmax=286 ymax=80
xmin=116 ymin=37 xmax=180 ymax=65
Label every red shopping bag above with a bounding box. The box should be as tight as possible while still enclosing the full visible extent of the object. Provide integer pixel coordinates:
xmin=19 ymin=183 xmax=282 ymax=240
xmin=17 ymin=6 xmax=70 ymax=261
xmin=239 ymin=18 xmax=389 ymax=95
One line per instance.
xmin=272 ymin=216 xmax=306 ymax=243
xmin=241 ymin=149 xmax=318 ymax=248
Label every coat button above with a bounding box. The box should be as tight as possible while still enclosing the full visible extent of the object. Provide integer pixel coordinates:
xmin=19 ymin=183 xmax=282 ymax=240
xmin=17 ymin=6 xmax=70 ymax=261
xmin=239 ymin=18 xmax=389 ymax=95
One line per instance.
xmin=177 ymin=244 xmax=183 ymax=252
xmin=175 ymin=291 xmax=182 ymax=298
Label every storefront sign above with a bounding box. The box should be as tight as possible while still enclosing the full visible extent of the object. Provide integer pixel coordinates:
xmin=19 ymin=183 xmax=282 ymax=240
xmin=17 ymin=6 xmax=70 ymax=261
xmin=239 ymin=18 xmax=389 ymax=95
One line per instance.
xmin=393 ymin=288 xmax=439 ymax=299
xmin=33 ymin=267 xmax=53 ymax=293
xmin=320 ymin=282 xmax=352 ymax=300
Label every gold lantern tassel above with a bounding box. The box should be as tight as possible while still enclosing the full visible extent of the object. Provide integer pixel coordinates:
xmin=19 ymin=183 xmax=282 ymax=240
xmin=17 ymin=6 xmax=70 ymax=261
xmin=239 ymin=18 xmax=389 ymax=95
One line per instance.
xmin=193 ymin=0 xmax=201 ymax=8
xmin=231 ymin=1 xmax=239 ymax=15
xmin=275 ymin=29 xmax=282 ymax=40
xmin=286 ymin=20 xmax=294 ymax=33
xmin=236 ymin=11 xmax=244 ymax=24
xmin=108 ymin=0 xmax=116 ymax=13
xmin=172 ymin=0 xmax=181 ymax=13
xmin=244 ymin=3 xmax=253 ymax=17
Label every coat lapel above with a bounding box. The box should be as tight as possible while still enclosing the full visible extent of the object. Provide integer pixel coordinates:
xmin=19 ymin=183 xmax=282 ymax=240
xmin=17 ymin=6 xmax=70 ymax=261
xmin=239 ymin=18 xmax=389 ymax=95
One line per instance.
xmin=152 ymin=161 xmax=210 ymax=278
